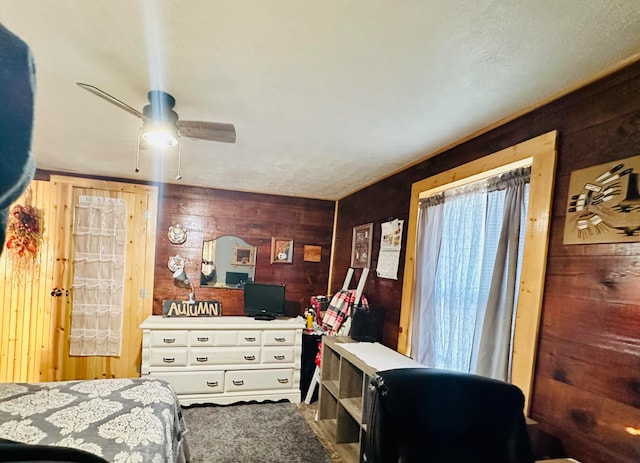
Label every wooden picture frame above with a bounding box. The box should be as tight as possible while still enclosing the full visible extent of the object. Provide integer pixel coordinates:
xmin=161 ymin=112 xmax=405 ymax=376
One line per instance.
xmin=270 ymin=237 xmax=294 ymax=264
xmin=351 ymin=222 xmax=373 ymax=268
xmin=232 ymin=246 xmax=255 ymax=266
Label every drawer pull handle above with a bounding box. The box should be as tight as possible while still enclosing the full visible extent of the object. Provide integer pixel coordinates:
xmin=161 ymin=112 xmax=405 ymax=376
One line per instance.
xmin=244 ymin=355 xmax=256 ymax=361
xmin=206 ymin=381 xmax=218 ymax=387
xmin=277 ymin=378 xmax=289 ymax=384
xmin=233 ymin=380 xmax=245 ymax=386
xmin=196 ymin=337 xmax=209 ymax=342
xmin=244 ymin=337 xmax=256 ymax=342
xmin=274 ymin=337 xmax=286 ymax=342
xmin=163 ymin=338 xmax=176 ymax=344
xmin=274 ymin=355 xmax=286 ymax=360
xmin=162 ymin=357 xmax=175 ymax=363
xmin=196 ymin=357 xmax=208 ymax=362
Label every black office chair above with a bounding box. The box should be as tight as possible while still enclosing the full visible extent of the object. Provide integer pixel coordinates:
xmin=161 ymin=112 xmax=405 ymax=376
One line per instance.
xmin=363 ymin=368 xmax=534 ymax=463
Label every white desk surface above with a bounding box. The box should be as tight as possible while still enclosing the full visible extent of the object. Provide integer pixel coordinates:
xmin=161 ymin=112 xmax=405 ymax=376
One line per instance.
xmin=335 ymin=341 xmax=425 ymax=372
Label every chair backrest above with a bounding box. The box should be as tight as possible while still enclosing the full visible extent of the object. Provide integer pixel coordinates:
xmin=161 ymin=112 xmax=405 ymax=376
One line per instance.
xmin=364 ymin=368 xmax=534 ymax=463
xmin=0 ymin=439 xmax=109 ymax=462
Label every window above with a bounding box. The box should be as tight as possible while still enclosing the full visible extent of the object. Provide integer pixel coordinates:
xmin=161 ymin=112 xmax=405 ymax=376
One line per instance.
xmin=398 ymin=131 xmax=557 ymax=413
xmin=412 ymin=169 xmax=530 ymax=379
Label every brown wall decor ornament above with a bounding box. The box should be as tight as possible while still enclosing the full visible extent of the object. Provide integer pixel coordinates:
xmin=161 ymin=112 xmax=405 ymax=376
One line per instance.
xmin=303 ymin=245 xmax=322 ymax=262
xmin=563 ymin=154 xmax=640 ymax=244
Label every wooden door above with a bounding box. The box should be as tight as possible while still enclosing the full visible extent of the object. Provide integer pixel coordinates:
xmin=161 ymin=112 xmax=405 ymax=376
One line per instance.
xmin=0 ymin=175 xmax=158 ymax=382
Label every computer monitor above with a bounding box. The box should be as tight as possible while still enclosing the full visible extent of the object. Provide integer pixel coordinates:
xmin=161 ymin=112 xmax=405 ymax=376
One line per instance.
xmin=243 ymin=282 xmax=286 ymax=320
xmin=225 ymin=271 xmax=249 ymax=286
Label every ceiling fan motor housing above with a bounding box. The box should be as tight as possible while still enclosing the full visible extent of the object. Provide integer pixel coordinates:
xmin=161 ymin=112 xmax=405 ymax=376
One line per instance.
xmin=143 ymin=90 xmax=179 ymax=125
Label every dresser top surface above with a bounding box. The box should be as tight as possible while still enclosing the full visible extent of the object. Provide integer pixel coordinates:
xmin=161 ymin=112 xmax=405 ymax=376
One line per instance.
xmin=141 ymin=315 xmax=304 ymax=330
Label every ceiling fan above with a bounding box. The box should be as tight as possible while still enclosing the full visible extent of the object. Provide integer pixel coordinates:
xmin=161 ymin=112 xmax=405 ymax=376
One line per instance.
xmin=76 ymin=82 xmax=236 ymax=179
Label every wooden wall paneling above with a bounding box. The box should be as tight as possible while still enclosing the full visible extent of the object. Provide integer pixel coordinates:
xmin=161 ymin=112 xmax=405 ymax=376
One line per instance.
xmin=138 ymin=186 xmax=158 ymax=373
xmin=330 ymin=179 xmax=412 ymax=347
xmin=29 ymin=180 xmax=56 ymax=381
xmin=0 ymin=181 xmax=54 ymax=382
xmin=0 ymin=223 xmax=14 ymax=380
xmin=0 ymin=253 xmax=8 ymax=380
xmin=533 ymin=376 xmax=640 ymax=463
xmin=153 ymin=184 xmax=334 ymax=317
xmin=540 ymin=295 xmax=640 ymax=361
xmin=535 ymin=335 xmax=640 ymax=409
xmin=1 ymin=258 xmax=15 ymax=380
xmin=51 ymin=180 xmax=73 ymax=381
xmin=37 ymin=181 xmax=58 ymax=382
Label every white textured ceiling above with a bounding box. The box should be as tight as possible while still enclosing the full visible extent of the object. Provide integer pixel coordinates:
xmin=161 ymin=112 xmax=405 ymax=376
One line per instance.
xmin=1 ymin=1 xmax=640 ymax=200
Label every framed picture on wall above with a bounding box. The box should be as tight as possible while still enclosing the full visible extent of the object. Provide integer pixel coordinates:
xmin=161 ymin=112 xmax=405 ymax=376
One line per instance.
xmin=232 ymin=246 xmax=255 ymax=266
xmin=270 ymin=237 xmax=294 ymax=264
xmin=351 ymin=222 xmax=373 ymax=268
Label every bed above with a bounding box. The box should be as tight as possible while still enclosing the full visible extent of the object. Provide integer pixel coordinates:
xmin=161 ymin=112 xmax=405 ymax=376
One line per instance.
xmin=0 ymin=377 xmax=189 ymax=463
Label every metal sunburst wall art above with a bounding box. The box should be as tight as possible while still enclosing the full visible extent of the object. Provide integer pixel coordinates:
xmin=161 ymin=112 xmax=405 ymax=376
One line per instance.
xmin=563 ymin=154 xmax=640 ymax=244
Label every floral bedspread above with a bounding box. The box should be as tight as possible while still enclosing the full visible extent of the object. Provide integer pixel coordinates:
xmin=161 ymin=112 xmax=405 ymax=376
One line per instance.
xmin=0 ymin=377 xmax=187 ymax=463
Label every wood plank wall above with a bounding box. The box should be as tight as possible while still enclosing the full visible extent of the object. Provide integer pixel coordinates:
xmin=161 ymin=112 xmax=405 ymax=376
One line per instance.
xmin=153 ymin=184 xmax=335 ymax=316
xmin=333 ymin=61 xmax=640 ymax=463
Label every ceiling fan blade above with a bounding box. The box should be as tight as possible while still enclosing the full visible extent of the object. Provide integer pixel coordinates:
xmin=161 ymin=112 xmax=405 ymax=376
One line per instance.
xmin=178 ymin=120 xmax=236 ymax=144
xmin=76 ymin=82 xmax=144 ymax=119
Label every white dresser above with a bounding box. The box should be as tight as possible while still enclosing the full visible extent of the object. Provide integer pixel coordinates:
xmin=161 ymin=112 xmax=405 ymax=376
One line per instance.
xmin=140 ymin=315 xmax=304 ymax=405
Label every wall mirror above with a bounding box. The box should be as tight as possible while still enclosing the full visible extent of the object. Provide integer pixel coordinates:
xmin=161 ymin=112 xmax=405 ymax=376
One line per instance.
xmin=201 ymin=235 xmax=256 ymax=289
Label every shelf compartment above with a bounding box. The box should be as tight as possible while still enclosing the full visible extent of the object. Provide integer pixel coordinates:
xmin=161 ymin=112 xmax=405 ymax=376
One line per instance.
xmin=339 ymin=357 xmax=364 ymax=400
xmin=324 ymin=379 xmax=340 ymax=398
xmin=336 ymin=403 xmax=360 ymax=444
xmin=322 ymin=343 xmax=341 ymax=382
xmin=340 ymin=397 xmax=364 ymax=424
xmin=318 ymin=384 xmax=338 ymax=421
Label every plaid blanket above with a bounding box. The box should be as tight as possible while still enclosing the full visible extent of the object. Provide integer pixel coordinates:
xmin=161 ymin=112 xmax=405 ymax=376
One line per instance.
xmin=322 ymin=289 xmax=369 ymax=335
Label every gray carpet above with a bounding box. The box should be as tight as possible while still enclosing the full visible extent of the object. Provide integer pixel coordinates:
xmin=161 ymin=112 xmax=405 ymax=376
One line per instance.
xmin=181 ymin=401 xmax=332 ymax=463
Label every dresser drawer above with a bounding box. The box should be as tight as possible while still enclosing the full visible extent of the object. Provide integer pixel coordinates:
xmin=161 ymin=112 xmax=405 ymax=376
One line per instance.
xmin=237 ymin=331 xmax=262 ymax=345
xmin=188 ymin=330 xmax=234 ymax=347
xmin=149 ymin=349 xmax=188 ymax=366
xmin=189 ymin=347 xmax=261 ymax=365
xmin=225 ymin=369 xmax=294 ymax=392
xmin=263 ymin=330 xmax=295 ymax=346
xmin=150 ymin=330 xmax=188 ymax=347
xmin=261 ymin=346 xmax=295 ymax=364
xmin=152 ymin=371 xmax=224 ymax=394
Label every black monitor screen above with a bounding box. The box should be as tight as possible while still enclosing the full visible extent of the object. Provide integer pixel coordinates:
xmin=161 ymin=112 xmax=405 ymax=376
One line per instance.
xmin=243 ymin=282 xmax=286 ymax=318
xmin=226 ymin=271 xmax=249 ymax=286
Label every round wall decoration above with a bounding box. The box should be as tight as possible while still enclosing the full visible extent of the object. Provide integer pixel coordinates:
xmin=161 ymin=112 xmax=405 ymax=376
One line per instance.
xmin=167 ymin=255 xmax=185 ymax=272
xmin=168 ymin=223 xmax=188 ymax=244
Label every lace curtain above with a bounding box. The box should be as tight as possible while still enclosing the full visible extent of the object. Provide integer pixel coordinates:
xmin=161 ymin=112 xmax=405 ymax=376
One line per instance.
xmin=410 ymin=167 xmax=529 ymax=381
xmin=70 ymin=195 xmax=127 ymax=356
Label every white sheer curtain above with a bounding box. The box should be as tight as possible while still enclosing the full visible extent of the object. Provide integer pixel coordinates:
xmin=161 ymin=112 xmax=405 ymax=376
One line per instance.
xmin=410 ymin=168 xmax=529 ymax=380
xmin=70 ymin=195 xmax=127 ymax=356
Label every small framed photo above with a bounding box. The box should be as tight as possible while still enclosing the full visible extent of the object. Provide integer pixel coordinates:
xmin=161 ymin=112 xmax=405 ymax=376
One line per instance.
xmin=232 ymin=246 xmax=255 ymax=266
xmin=271 ymin=237 xmax=294 ymax=264
xmin=351 ymin=223 xmax=373 ymax=268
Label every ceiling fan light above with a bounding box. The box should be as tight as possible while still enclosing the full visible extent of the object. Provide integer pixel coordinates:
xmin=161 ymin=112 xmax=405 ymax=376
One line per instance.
xmin=142 ymin=127 xmax=179 ymax=148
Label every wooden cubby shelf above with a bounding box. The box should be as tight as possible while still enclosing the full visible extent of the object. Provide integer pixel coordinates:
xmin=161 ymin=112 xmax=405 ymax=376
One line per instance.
xmin=317 ymin=336 xmax=424 ymax=463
